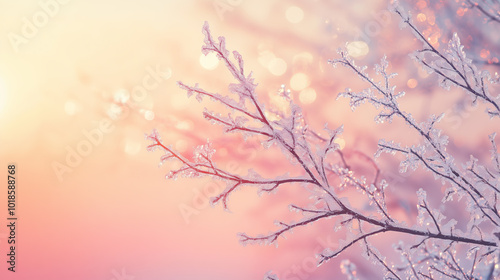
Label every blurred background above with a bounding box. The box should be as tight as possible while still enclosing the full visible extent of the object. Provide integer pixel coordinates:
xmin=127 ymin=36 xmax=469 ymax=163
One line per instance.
xmin=0 ymin=0 xmax=499 ymax=279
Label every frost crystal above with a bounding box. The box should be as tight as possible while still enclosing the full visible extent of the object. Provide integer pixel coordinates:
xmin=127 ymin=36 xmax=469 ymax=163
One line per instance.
xmin=147 ymin=12 xmax=500 ymax=280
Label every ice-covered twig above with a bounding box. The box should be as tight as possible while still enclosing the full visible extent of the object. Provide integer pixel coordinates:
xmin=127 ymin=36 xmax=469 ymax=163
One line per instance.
xmin=148 ymin=18 xmax=500 ymax=279
xmin=391 ymin=2 xmax=500 ymax=118
xmin=464 ymin=0 xmax=500 ymax=24
xmin=330 ymin=50 xmax=500 ymax=228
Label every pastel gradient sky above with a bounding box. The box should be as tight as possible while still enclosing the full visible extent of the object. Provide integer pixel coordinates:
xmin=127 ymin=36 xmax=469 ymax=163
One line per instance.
xmin=0 ymin=0 xmax=499 ymax=279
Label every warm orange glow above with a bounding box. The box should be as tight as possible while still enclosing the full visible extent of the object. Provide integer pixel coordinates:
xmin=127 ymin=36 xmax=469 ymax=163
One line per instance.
xmin=416 ymin=0 xmax=427 ymax=9
xmin=427 ymin=14 xmax=436 ymax=25
xmin=480 ymin=49 xmax=490 ymax=59
xmin=417 ymin=13 xmax=427 ymax=22
xmin=407 ymin=79 xmax=418 ymax=89
xmin=457 ymin=8 xmax=468 ymax=17
xmin=428 ymin=32 xmax=441 ymax=47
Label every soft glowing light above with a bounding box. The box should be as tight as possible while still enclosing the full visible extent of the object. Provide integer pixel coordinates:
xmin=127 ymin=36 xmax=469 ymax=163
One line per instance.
xmin=258 ymin=49 xmax=275 ymax=67
xmin=299 ymin=88 xmax=316 ymax=104
xmin=124 ymin=140 xmax=141 ymax=155
xmin=346 ymin=41 xmax=369 ymax=57
xmin=290 ymin=73 xmax=311 ymax=91
xmin=114 ymin=89 xmax=130 ymax=103
xmin=64 ymin=100 xmax=79 ymax=116
xmin=159 ymin=67 xmax=172 ymax=80
xmin=416 ymin=0 xmax=427 ymax=9
xmin=407 ymin=79 xmax=418 ymax=89
xmin=144 ymin=110 xmax=155 ymax=121
xmin=480 ymin=49 xmax=490 ymax=59
xmin=285 ymin=6 xmax=304 ymax=23
xmin=108 ymin=103 xmax=124 ymax=120
xmin=264 ymin=111 xmax=278 ymax=121
xmin=334 ymin=137 xmax=346 ymax=150
xmin=293 ymin=52 xmax=313 ymax=67
xmin=175 ymin=120 xmax=193 ymax=130
xmin=268 ymin=58 xmax=287 ymax=76
xmin=428 ymin=33 xmax=440 ymax=46
xmin=457 ymin=8 xmax=467 ymax=17
xmin=200 ymin=52 xmax=219 ymax=70
xmin=427 ymin=14 xmax=436 ymax=25
xmin=417 ymin=13 xmax=427 ymax=22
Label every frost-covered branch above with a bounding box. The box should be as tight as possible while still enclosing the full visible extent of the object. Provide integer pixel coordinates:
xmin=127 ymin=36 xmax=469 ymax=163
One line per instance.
xmin=323 ymin=2 xmax=500 ymax=278
xmin=464 ymin=0 xmax=500 ymax=23
xmin=149 ymin=5 xmax=500 ymax=278
xmin=330 ymin=50 xmax=500 ymax=229
xmin=392 ymin=2 xmax=500 ymax=118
